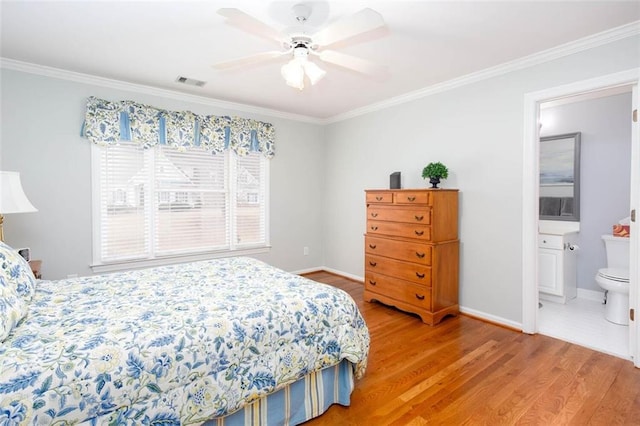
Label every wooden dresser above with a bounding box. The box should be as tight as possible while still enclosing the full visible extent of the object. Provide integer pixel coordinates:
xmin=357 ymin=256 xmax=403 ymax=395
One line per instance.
xmin=364 ymin=189 xmax=459 ymax=325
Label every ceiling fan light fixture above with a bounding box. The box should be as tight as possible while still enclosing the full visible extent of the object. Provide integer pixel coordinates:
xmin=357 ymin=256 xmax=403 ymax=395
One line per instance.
xmin=214 ymin=7 xmax=388 ymax=90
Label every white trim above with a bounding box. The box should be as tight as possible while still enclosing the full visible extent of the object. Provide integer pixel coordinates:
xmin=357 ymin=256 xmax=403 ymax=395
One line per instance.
xmin=0 ymin=58 xmax=324 ymax=125
xmin=541 ymin=85 xmax=633 ymax=109
xmin=629 ymin=84 xmax=640 ymax=367
xmin=327 ymin=21 xmax=640 ymax=123
xmin=459 ymin=306 xmax=523 ymax=330
xmin=522 ymin=68 xmax=640 ymax=357
xmin=321 ymin=267 xmax=364 ymax=282
xmin=522 ymin=89 xmax=541 ymax=334
xmin=290 ymin=267 xmax=325 ymax=275
xmin=290 ymin=266 xmax=364 ymax=281
xmin=2 ymin=21 xmax=638 ymax=125
xmin=291 ymin=266 xmax=365 ymax=281
xmin=91 ymin=247 xmax=271 ymax=274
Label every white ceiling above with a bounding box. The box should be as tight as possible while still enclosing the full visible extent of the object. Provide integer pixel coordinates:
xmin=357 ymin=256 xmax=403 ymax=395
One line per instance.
xmin=1 ymin=1 xmax=639 ymax=120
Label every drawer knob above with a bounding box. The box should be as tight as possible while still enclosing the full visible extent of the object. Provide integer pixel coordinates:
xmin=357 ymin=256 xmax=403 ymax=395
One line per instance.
xmin=371 ymin=226 xmax=378 ymax=231
xmin=371 ymin=213 xmax=378 ymax=218
xmin=369 ymin=280 xmax=377 ymax=286
xmin=407 ymin=196 xmax=416 ymax=202
xmin=369 ymin=261 xmax=377 ymax=267
xmin=369 ymin=244 xmax=377 ymax=249
xmin=415 ymin=294 xmax=425 ymax=300
xmin=415 ymin=230 xmax=424 ymax=236
xmin=416 ymin=252 xmax=425 ymax=258
xmin=376 ymin=196 xmax=383 ymax=201
xmin=415 ymin=215 xmax=424 ymax=221
xmin=416 ymin=272 xmax=425 ymax=279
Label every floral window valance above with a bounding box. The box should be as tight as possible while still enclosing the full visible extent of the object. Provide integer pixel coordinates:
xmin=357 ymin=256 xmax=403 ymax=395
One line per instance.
xmin=82 ymin=96 xmax=275 ymax=158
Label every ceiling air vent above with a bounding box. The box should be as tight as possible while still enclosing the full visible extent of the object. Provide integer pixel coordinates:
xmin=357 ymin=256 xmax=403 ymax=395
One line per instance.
xmin=175 ymin=76 xmax=206 ymax=87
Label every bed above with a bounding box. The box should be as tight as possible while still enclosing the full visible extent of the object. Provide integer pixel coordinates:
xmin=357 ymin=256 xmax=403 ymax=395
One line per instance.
xmin=0 ymin=242 xmax=369 ymax=425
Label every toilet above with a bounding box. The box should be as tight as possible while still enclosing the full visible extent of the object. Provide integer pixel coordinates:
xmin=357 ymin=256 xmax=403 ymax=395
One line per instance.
xmin=595 ymin=235 xmax=630 ymax=325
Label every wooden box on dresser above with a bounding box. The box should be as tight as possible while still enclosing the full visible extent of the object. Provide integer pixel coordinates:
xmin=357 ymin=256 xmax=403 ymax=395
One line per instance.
xmin=364 ymin=189 xmax=459 ymax=325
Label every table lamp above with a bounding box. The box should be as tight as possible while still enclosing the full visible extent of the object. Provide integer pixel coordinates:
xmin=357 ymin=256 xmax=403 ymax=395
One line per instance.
xmin=0 ymin=171 xmax=37 ymax=242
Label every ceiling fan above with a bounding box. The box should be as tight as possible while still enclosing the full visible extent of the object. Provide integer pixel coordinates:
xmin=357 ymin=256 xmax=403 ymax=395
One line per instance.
xmin=213 ymin=4 xmax=388 ymax=90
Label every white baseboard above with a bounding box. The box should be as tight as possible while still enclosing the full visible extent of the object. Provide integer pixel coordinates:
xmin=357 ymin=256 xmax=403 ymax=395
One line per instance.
xmin=290 ymin=266 xmax=324 ymax=275
xmin=290 ymin=265 xmax=364 ymax=282
xmin=459 ymin=306 xmax=523 ymax=330
xmin=320 ymin=267 xmax=364 ymax=282
xmin=577 ymin=288 xmax=605 ymax=302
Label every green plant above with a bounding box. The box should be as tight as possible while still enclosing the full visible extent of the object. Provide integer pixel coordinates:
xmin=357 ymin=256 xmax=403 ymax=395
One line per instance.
xmin=422 ymin=162 xmax=449 ymax=180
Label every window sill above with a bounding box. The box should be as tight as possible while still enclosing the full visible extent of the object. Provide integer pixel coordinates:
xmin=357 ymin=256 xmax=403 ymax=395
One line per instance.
xmin=91 ymin=246 xmax=271 ymax=274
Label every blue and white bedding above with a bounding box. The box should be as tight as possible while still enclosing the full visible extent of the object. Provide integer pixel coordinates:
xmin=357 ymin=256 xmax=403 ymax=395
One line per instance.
xmin=0 ymin=251 xmax=369 ymax=425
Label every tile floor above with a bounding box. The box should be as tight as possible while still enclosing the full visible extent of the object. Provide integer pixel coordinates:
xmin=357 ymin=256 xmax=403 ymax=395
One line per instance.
xmin=538 ymin=296 xmax=629 ymax=359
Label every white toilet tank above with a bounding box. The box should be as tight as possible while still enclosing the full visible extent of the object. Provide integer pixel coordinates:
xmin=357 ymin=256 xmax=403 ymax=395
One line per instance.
xmin=602 ymin=234 xmax=630 ymax=269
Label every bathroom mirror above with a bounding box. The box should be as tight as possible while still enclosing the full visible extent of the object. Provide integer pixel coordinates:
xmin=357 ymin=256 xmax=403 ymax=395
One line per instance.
xmin=539 ymin=132 xmax=581 ymax=221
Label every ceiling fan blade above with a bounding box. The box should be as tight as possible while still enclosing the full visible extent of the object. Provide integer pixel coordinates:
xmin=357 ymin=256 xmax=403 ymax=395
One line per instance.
xmin=318 ymin=50 xmax=387 ymax=77
xmin=218 ymin=8 xmax=287 ymax=47
xmin=212 ymin=51 xmax=288 ymax=70
xmin=313 ymin=8 xmax=385 ymax=48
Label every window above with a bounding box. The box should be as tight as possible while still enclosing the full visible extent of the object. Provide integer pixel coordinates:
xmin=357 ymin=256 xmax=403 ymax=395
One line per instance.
xmin=91 ymin=142 xmax=269 ymax=270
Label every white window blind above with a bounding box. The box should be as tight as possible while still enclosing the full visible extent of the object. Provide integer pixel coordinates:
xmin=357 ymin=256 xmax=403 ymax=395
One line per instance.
xmin=92 ymin=142 xmax=268 ymax=268
xmin=97 ymin=143 xmax=149 ymax=261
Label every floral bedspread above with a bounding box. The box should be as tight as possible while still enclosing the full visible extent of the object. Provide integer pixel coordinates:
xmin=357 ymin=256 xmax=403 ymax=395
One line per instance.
xmin=0 ymin=257 xmax=369 ymax=425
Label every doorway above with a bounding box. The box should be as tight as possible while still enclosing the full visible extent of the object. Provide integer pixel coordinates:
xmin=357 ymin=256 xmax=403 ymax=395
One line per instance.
xmin=521 ymin=69 xmax=640 ymax=366
xmin=537 ymin=88 xmax=631 ymax=358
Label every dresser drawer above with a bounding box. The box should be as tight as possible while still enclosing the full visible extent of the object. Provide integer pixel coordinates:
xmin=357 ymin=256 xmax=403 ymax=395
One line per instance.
xmin=367 ymin=220 xmax=431 ymax=240
xmin=365 ymin=254 xmax=432 ymax=286
xmin=365 ymin=272 xmax=432 ymax=309
xmin=365 ymin=235 xmax=432 ymax=265
xmin=394 ymin=191 xmax=431 ymax=205
xmin=366 ymin=191 xmax=394 ymax=204
xmin=367 ymin=205 xmax=431 ymax=225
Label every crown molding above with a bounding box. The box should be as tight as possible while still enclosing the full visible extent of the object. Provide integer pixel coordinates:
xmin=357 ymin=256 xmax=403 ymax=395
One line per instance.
xmin=325 ymin=20 xmax=640 ymax=124
xmin=2 ymin=20 xmax=638 ymax=126
xmin=0 ymin=58 xmax=324 ymax=125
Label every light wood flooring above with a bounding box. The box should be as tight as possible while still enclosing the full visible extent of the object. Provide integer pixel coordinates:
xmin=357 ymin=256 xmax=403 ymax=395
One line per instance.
xmin=302 ymin=271 xmax=640 ymax=425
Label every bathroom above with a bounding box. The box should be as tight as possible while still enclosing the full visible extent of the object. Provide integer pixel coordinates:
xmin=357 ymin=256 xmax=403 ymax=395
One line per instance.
xmin=537 ymin=86 xmax=633 ymax=359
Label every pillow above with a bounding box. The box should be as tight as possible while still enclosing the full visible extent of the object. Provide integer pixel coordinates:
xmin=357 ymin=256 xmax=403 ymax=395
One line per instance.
xmin=0 ymin=285 xmax=28 ymax=342
xmin=0 ymin=241 xmax=37 ymax=302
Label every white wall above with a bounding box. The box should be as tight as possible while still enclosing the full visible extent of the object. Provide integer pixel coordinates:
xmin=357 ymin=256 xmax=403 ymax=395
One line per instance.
xmin=0 ymin=69 xmax=326 ymax=279
xmin=323 ymin=36 xmax=640 ymax=325
xmin=2 ymin=34 xmax=638 ymax=327
xmin=540 ymin=92 xmax=632 ymax=292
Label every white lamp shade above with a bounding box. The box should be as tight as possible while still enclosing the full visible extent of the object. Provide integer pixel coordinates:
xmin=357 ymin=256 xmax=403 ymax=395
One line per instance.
xmin=281 ymin=59 xmax=305 ymax=90
xmin=281 ymin=57 xmax=327 ymax=89
xmin=0 ymin=171 xmax=37 ymax=214
xmin=303 ymin=61 xmax=327 ymax=85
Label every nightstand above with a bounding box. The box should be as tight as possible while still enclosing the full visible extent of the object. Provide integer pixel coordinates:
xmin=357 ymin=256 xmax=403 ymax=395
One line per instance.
xmin=29 ymin=260 xmax=42 ymax=279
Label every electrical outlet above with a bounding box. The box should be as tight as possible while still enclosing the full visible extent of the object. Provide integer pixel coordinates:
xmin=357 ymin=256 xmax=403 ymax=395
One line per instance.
xmin=303 ymin=247 xmax=309 ymax=256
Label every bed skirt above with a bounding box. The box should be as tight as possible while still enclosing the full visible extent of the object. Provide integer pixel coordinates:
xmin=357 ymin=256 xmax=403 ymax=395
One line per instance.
xmin=204 ymin=360 xmax=355 ymax=425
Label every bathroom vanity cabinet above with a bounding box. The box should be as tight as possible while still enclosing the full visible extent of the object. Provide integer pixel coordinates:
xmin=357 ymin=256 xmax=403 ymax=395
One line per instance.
xmin=538 ymin=231 xmax=579 ymax=304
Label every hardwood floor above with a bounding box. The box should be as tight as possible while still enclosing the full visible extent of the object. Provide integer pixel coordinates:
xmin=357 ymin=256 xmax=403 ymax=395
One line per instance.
xmin=302 ymin=271 xmax=640 ymax=425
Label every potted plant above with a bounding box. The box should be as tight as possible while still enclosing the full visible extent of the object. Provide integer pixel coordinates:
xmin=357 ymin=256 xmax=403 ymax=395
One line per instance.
xmin=422 ymin=162 xmax=449 ymax=188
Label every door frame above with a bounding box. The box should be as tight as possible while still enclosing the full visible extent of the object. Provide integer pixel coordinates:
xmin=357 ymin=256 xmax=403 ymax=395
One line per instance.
xmin=522 ymin=68 xmax=640 ymax=366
